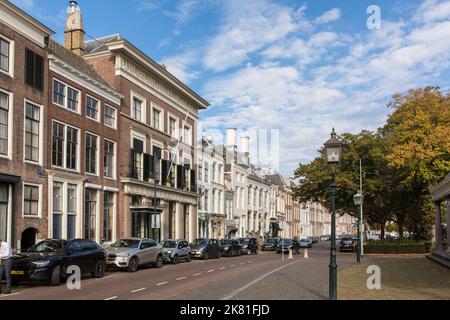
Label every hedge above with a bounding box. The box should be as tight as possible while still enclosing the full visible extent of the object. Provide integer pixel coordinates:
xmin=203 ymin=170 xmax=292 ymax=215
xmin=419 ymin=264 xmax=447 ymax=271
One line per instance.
xmin=363 ymin=242 xmax=432 ymax=254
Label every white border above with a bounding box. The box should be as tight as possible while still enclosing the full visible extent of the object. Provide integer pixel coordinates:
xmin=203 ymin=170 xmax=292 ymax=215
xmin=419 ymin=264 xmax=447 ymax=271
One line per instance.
xmin=151 ymin=102 xmax=164 ymax=133
xmin=85 ymin=131 xmax=100 ymax=176
xmin=104 ymin=104 xmax=117 ymax=129
xmin=0 ymin=88 xmax=13 ymax=160
xmin=52 ymin=77 xmax=81 ymax=114
xmin=103 ymin=138 xmax=117 ymax=180
xmin=22 ymin=182 xmax=42 ymax=218
xmin=0 ymin=34 xmax=14 ymax=78
xmin=51 ymin=119 xmax=81 ymax=173
xmin=23 ymin=99 xmax=44 ymax=166
xmin=130 ymin=91 xmax=147 ymax=124
xmin=85 ymin=94 xmax=101 ymax=123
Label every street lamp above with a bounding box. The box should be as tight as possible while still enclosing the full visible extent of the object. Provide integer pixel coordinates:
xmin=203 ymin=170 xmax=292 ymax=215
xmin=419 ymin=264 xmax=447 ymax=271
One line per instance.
xmin=353 ymin=192 xmax=364 ymax=264
xmin=324 ymin=128 xmax=343 ymax=300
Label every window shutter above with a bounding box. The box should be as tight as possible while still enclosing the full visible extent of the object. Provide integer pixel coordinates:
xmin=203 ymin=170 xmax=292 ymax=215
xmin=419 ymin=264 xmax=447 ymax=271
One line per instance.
xmin=143 ymin=153 xmax=150 ymax=181
xmin=177 ymin=165 xmax=183 ymax=189
xmin=132 ymin=138 xmax=143 ymax=153
xmin=161 ymin=160 xmax=168 ymax=185
xmin=130 ymin=150 xmax=136 ymax=178
xmin=35 ymin=54 xmax=44 ymax=91
xmin=190 ymin=170 xmax=196 ymax=192
xmin=25 ymin=49 xmax=34 ymax=87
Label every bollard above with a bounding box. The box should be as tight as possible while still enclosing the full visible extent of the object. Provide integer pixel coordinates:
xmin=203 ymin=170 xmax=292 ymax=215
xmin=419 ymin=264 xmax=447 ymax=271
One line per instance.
xmin=304 ymin=248 xmax=309 ymax=258
xmin=288 ymin=249 xmax=293 ymax=259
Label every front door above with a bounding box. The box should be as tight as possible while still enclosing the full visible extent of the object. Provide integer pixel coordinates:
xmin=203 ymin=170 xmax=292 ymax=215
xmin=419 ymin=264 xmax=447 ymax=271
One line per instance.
xmin=21 ymin=228 xmax=37 ymax=251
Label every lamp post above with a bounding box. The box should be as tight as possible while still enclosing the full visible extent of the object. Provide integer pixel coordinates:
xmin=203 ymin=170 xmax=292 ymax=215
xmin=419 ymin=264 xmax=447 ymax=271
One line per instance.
xmin=353 ymin=192 xmax=364 ymax=264
xmin=324 ymin=128 xmax=343 ymax=300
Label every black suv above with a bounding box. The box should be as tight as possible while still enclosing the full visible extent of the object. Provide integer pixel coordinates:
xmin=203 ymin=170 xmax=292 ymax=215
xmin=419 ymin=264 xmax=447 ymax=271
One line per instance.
xmin=277 ymin=238 xmax=301 ymax=254
xmin=190 ymin=238 xmax=221 ymax=260
xmin=340 ymin=237 xmax=356 ymax=252
xmin=238 ymin=237 xmax=258 ymax=255
xmin=261 ymin=238 xmax=280 ymax=251
xmin=219 ymin=239 xmax=242 ymax=257
xmin=11 ymin=239 xmax=107 ymax=286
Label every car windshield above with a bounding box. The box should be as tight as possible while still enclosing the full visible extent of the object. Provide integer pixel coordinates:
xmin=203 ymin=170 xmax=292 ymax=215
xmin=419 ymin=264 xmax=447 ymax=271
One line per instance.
xmin=342 ymin=238 xmax=353 ymax=243
xmin=161 ymin=240 xmax=177 ymax=248
xmin=281 ymin=239 xmax=293 ymax=245
xmin=220 ymin=240 xmax=234 ymax=245
xmin=192 ymin=239 xmax=207 ymax=246
xmin=300 ymin=239 xmax=308 ymax=242
xmin=239 ymin=239 xmax=250 ymax=244
xmin=28 ymin=240 xmax=66 ymax=253
xmin=265 ymin=239 xmax=276 ymax=244
xmin=110 ymin=239 xmax=140 ymax=248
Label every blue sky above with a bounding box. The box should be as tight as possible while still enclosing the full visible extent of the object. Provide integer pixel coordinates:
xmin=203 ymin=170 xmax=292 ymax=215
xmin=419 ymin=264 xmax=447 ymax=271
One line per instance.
xmin=12 ymin=0 xmax=450 ymax=176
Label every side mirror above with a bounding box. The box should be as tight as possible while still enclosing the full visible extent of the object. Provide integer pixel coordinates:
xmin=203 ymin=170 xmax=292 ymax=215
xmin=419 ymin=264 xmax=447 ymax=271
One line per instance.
xmin=66 ymin=248 xmax=74 ymax=255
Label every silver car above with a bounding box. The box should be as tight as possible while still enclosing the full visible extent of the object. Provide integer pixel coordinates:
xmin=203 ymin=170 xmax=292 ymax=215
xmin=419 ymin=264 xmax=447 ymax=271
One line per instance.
xmin=105 ymin=238 xmax=163 ymax=272
xmin=161 ymin=239 xmax=192 ymax=264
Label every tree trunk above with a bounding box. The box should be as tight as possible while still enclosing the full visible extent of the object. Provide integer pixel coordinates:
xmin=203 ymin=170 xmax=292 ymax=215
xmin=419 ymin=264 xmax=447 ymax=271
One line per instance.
xmin=398 ymin=224 xmax=404 ymax=239
xmin=380 ymin=221 xmax=385 ymax=240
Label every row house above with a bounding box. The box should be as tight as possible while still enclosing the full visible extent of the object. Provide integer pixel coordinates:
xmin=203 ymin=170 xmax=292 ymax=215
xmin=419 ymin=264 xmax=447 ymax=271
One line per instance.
xmin=0 ymin=0 xmax=54 ymax=249
xmin=197 ymin=135 xmax=225 ymax=238
xmin=82 ymin=22 xmax=209 ymax=242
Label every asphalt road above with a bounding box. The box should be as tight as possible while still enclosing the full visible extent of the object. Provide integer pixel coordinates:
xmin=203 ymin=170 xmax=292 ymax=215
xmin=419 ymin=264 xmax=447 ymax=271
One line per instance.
xmin=0 ymin=242 xmax=358 ymax=300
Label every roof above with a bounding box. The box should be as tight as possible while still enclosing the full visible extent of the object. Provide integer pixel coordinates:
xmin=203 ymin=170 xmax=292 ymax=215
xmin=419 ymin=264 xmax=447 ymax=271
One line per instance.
xmin=49 ymin=39 xmax=113 ymax=88
xmin=84 ymin=34 xmax=209 ymax=109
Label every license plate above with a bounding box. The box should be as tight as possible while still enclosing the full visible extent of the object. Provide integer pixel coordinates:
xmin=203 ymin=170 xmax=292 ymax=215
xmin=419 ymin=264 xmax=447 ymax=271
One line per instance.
xmin=11 ymin=270 xmax=24 ymax=275
xmin=107 ymin=260 xmax=114 ymax=264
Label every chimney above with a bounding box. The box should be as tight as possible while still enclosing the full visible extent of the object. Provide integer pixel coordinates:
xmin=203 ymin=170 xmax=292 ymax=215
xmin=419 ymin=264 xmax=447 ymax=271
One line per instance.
xmin=240 ymin=136 xmax=250 ymax=165
xmin=64 ymin=1 xmax=85 ymax=56
xmin=226 ymin=128 xmax=236 ymax=147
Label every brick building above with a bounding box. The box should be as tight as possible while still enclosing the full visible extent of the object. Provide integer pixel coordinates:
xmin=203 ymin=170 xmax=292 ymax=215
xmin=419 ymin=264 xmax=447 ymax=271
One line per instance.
xmin=0 ymin=0 xmax=54 ymax=249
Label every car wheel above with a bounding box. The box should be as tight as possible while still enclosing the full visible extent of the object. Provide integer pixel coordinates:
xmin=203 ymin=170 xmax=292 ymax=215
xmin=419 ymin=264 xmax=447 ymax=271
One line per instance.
xmin=154 ymin=255 xmax=163 ymax=268
xmin=186 ymin=254 xmax=192 ymax=262
xmin=172 ymin=255 xmax=179 ymax=265
xmin=203 ymin=252 xmax=209 ymax=260
xmin=216 ymin=251 xmax=222 ymax=259
xmin=94 ymin=260 xmax=106 ymax=278
xmin=49 ymin=265 xmax=61 ymax=286
xmin=127 ymin=257 xmax=139 ymax=272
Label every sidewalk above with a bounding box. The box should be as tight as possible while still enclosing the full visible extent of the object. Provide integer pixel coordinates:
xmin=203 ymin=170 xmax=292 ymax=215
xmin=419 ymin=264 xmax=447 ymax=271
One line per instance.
xmin=338 ymin=255 xmax=450 ymax=300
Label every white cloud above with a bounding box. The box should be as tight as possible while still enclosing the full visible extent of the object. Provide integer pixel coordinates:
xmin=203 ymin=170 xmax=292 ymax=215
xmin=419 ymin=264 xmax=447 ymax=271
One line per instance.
xmin=161 ymin=52 xmax=200 ymax=83
xmin=137 ymin=1 xmax=159 ymax=12
xmin=413 ymin=0 xmax=450 ymax=23
xmin=11 ymin=0 xmax=34 ymax=9
xmin=202 ymin=0 xmax=305 ymax=72
xmin=315 ymin=8 xmax=341 ymax=24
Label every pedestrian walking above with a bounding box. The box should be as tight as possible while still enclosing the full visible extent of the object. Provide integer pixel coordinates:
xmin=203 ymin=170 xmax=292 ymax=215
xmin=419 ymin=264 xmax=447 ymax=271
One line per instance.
xmin=0 ymin=238 xmax=13 ymax=294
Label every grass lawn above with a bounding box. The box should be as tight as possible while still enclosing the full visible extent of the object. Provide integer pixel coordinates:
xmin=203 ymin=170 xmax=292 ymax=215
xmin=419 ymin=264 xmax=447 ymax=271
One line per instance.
xmin=338 ymin=256 xmax=450 ymax=300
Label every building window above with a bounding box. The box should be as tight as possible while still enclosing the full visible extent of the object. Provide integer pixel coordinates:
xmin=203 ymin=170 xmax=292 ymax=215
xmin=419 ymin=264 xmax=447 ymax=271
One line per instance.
xmin=212 ymin=163 xmax=216 ymax=183
xmin=52 ymin=122 xmax=64 ymax=167
xmin=183 ymin=125 xmax=191 ymax=145
xmin=104 ymin=105 xmax=116 ymax=128
xmin=0 ymin=38 xmax=10 ymax=74
xmin=52 ymin=122 xmax=79 ymax=170
xmin=204 ymin=163 xmax=209 ymax=182
xmin=53 ymin=80 xmax=65 ymax=106
xmin=169 ymin=116 xmax=177 ymax=138
xmin=204 ymin=190 xmax=209 ymax=211
xmin=132 ymin=97 xmax=143 ymax=122
xmin=0 ymin=183 xmax=9 ymax=241
xmin=103 ymin=192 xmax=113 ymax=242
xmin=67 ymin=87 xmax=79 ymax=111
xmin=132 ymin=138 xmax=144 ymax=180
xmin=198 ymin=162 xmax=202 ymax=181
xmin=25 ymin=48 xmax=43 ymax=91
xmin=52 ymin=182 xmax=63 ymax=239
xmin=85 ymin=133 xmax=98 ymax=174
xmin=86 ymin=96 xmax=99 ymax=120
xmin=24 ymin=184 xmax=39 ymax=216
xmin=67 ymin=184 xmax=77 ymax=240
xmin=24 ymin=102 xmax=40 ymax=163
xmin=104 ymin=140 xmax=115 ymax=178
xmin=0 ymin=92 xmax=9 ymax=156
xmin=84 ymin=189 xmax=96 ymax=240
xmin=198 ymin=193 xmax=203 ymax=211
xmin=152 ymin=108 xmax=160 ymax=130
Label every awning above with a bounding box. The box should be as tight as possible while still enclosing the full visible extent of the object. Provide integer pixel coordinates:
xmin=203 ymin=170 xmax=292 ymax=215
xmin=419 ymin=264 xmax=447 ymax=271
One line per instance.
xmin=0 ymin=173 xmax=20 ymax=183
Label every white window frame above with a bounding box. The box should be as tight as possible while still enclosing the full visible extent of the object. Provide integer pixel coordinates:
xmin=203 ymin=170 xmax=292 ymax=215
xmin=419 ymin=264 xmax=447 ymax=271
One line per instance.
xmin=0 ymin=88 xmax=13 ymax=160
xmin=0 ymin=34 xmax=14 ymax=78
xmin=169 ymin=146 xmax=178 ymax=164
xmin=85 ymin=131 xmax=100 ymax=176
xmin=130 ymin=91 xmax=146 ymax=124
xmin=51 ymin=120 xmax=80 ymax=172
xmin=104 ymin=138 xmax=117 ymax=180
xmin=85 ymin=94 xmax=101 ymax=122
xmin=104 ymin=104 xmax=117 ymax=129
xmin=52 ymin=78 xmax=80 ymax=114
xmin=22 ymin=182 xmax=42 ymax=218
xmin=151 ymin=102 xmax=164 ymax=132
xmin=23 ymin=99 xmax=44 ymax=166
xmin=102 ymin=189 xmax=117 ymax=243
xmin=167 ymin=113 xmax=179 ymax=139
xmin=182 ymin=124 xmax=192 ymax=146
xmin=131 ymin=130 xmax=147 ymax=180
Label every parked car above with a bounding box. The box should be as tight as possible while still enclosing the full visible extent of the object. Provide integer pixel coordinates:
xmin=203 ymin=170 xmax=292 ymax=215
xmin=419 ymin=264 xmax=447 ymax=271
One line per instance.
xmin=340 ymin=237 xmax=356 ymax=252
xmin=261 ymin=238 xmax=280 ymax=251
xmin=219 ymin=239 xmax=242 ymax=257
xmin=11 ymin=239 xmax=106 ymax=286
xmin=320 ymin=235 xmax=330 ymax=241
xmin=306 ymin=236 xmax=315 ymax=245
xmin=161 ymin=239 xmax=191 ymax=264
xmin=299 ymin=238 xmax=312 ymax=248
xmin=105 ymin=238 xmax=163 ymax=272
xmin=238 ymin=237 xmax=258 ymax=255
xmin=277 ymin=238 xmax=301 ymax=254
xmin=190 ymin=238 xmax=221 ymax=260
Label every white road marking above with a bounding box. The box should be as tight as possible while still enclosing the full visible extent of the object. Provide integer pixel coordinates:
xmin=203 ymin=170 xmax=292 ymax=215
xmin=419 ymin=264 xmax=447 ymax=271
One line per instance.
xmin=162 ymin=266 xmax=169 ymax=269
xmin=156 ymin=281 xmax=168 ymax=286
xmin=239 ymin=262 xmax=245 ymax=265
xmin=207 ymin=269 xmax=215 ymax=273
xmin=230 ymin=265 xmax=236 ymax=267
xmin=176 ymin=277 xmax=187 ymax=281
xmin=193 ymin=273 xmax=202 ymax=276
xmin=0 ymin=292 xmax=21 ymax=298
xmin=222 ymin=260 xmax=302 ymax=300
xmin=219 ymin=267 xmax=226 ymax=270
xmin=104 ymin=296 xmax=118 ymax=300
xmin=131 ymin=288 xmax=146 ymax=293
